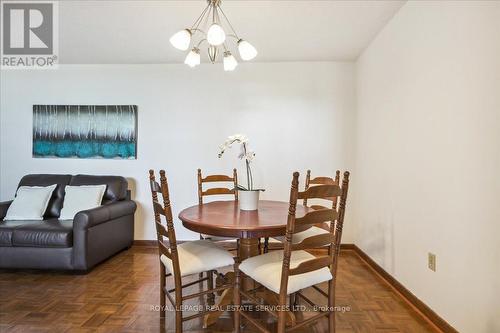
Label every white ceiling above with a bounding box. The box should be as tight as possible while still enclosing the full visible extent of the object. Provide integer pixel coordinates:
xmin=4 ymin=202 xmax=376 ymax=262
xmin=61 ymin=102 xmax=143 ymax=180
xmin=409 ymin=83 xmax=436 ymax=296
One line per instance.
xmin=59 ymin=0 xmax=405 ymax=64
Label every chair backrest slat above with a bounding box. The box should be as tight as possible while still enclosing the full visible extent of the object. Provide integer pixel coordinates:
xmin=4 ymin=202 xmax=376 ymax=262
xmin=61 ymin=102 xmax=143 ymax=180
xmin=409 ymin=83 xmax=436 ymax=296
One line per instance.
xmin=291 ymin=233 xmax=335 ymax=251
xmin=309 ymin=204 xmax=329 ymax=211
xmin=202 ymin=174 xmax=234 ymax=182
xmin=153 ymin=201 xmax=166 ymax=216
xmin=298 ymin=184 xmax=342 ymax=200
xmin=158 ymin=239 xmax=171 ymax=259
xmin=289 ymin=255 xmax=331 ymax=276
xmin=197 ymin=168 xmax=238 ymax=204
xmin=202 ymin=187 xmax=234 ymax=196
xmin=294 ymin=208 xmax=338 ymax=227
xmin=309 ymin=177 xmax=337 ymax=185
xmin=155 ymin=221 xmax=169 ymax=237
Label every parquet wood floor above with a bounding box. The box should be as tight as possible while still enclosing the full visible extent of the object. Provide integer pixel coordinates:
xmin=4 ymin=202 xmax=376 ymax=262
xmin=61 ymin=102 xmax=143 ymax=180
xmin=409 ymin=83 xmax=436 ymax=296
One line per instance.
xmin=0 ymin=247 xmax=438 ymax=333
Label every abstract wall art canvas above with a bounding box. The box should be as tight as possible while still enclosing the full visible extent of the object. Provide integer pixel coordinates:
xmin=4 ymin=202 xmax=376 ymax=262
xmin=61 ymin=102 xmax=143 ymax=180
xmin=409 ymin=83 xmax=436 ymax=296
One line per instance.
xmin=33 ymin=105 xmax=137 ymax=159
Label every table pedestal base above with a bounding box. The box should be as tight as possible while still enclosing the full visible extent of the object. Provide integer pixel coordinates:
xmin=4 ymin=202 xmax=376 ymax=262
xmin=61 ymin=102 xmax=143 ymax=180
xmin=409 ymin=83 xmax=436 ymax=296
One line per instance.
xmin=203 ymin=237 xmax=260 ymax=328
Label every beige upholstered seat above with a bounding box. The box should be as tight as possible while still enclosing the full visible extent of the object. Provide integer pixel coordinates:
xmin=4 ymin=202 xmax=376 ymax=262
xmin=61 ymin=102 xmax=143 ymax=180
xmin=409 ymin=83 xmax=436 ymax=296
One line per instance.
xmin=239 ymin=249 xmax=332 ymax=295
xmin=160 ymin=239 xmax=234 ymax=277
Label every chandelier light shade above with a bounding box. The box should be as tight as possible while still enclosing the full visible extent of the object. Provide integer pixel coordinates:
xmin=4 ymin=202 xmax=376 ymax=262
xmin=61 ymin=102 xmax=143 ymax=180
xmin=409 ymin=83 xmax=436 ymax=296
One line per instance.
xmin=207 ymin=23 xmax=226 ymax=46
xmin=238 ymin=39 xmax=258 ymax=61
xmin=184 ymin=48 xmax=201 ymax=67
xmin=169 ymin=29 xmax=192 ymax=51
xmin=223 ymin=51 xmax=238 ymax=71
xmin=169 ymin=0 xmax=257 ymax=71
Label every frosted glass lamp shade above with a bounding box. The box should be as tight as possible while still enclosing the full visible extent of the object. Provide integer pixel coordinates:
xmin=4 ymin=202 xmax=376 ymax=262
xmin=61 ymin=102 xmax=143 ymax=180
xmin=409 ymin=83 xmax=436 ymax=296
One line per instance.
xmin=170 ymin=29 xmax=191 ymax=51
xmin=184 ymin=48 xmax=201 ymax=67
xmin=207 ymin=24 xmax=226 ymax=46
xmin=223 ymin=52 xmax=238 ymax=71
xmin=238 ymin=39 xmax=257 ymax=60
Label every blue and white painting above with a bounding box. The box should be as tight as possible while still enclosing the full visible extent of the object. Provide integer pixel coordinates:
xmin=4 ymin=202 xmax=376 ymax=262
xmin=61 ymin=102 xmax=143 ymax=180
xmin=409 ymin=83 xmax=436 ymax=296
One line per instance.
xmin=33 ymin=105 xmax=137 ymax=159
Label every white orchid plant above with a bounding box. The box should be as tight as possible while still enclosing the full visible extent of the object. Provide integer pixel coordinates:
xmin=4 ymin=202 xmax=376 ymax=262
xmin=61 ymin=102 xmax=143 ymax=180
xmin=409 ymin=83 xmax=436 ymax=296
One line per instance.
xmin=218 ymin=134 xmax=263 ymax=191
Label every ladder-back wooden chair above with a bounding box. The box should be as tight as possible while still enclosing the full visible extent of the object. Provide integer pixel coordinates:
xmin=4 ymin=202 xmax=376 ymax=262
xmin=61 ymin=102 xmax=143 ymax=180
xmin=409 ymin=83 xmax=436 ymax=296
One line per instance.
xmin=234 ymin=171 xmax=350 ymax=333
xmin=149 ymin=170 xmax=235 ymax=332
xmin=291 ymin=169 xmax=342 ymax=244
xmin=197 ymin=168 xmax=240 ymax=249
xmin=267 ymin=170 xmax=341 ymax=251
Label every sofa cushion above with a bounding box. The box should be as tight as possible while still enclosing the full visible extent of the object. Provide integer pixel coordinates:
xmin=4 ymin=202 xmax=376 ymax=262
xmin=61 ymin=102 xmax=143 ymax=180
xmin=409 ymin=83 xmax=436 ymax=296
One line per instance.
xmin=59 ymin=185 xmax=107 ymax=220
xmin=0 ymin=220 xmax=34 ymax=246
xmin=11 ymin=219 xmax=73 ymax=248
xmin=18 ymin=174 xmax=72 ymax=218
xmin=4 ymin=185 xmax=57 ymax=220
xmin=70 ymin=175 xmax=128 ymax=204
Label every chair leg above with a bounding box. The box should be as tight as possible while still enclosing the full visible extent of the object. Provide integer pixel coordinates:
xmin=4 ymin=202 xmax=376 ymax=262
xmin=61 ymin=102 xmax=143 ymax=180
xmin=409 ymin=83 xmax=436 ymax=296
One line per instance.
xmin=277 ymin=293 xmax=287 ymax=333
xmin=199 ymin=235 xmax=205 ymax=281
xmin=234 ymin=263 xmax=241 ymax=333
xmin=277 ymin=308 xmax=286 ymax=333
xmin=264 ymin=237 xmax=269 ymax=253
xmin=160 ymin=263 xmax=166 ymax=318
xmin=175 ymin=304 xmax=182 ymax=333
xmin=174 ymin=274 xmax=183 ymax=333
xmin=289 ymin=293 xmax=296 ymax=311
xmin=207 ymin=270 xmax=215 ymax=305
xmin=328 ymin=279 xmax=336 ymax=333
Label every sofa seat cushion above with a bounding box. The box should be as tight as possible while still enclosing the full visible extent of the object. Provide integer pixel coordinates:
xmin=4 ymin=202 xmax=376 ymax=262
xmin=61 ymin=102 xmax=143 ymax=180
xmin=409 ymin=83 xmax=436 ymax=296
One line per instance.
xmin=0 ymin=220 xmax=34 ymax=246
xmin=11 ymin=219 xmax=73 ymax=248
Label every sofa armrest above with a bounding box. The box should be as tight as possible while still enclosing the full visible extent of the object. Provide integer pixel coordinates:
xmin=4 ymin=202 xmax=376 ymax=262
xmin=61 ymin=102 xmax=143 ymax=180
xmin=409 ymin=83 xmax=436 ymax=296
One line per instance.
xmin=0 ymin=200 xmax=13 ymax=219
xmin=73 ymin=200 xmax=137 ymax=230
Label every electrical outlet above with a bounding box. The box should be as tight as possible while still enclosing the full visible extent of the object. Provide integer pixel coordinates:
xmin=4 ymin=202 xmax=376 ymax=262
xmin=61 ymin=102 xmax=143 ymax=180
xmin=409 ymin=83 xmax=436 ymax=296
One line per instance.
xmin=428 ymin=253 xmax=436 ymax=272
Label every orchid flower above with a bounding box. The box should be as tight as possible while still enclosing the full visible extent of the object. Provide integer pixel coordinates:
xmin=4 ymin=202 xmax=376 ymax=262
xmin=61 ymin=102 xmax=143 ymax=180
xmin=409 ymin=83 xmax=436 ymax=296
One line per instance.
xmin=218 ymin=134 xmax=255 ymax=190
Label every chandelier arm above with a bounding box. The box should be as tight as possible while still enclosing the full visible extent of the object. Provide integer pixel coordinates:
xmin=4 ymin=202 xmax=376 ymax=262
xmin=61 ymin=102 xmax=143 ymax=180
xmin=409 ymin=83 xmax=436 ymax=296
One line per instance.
xmin=190 ymin=3 xmax=211 ymax=31
xmin=212 ymin=3 xmax=217 ymax=24
xmin=215 ymin=5 xmax=223 ymax=25
xmin=191 ymin=28 xmax=206 ymax=35
xmin=226 ymin=34 xmax=239 ymax=41
xmin=200 ymin=4 xmax=212 ymax=32
xmin=217 ymin=4 xmax=240 ymax=40
xmin=196 ymin=39 xmax=208 ymax=48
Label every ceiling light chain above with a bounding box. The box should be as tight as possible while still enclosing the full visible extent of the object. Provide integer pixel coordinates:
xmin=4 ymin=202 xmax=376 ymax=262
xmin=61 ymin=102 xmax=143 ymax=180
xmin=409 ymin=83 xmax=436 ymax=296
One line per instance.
xmin=169 ymin=0 xmax=258 ymax=71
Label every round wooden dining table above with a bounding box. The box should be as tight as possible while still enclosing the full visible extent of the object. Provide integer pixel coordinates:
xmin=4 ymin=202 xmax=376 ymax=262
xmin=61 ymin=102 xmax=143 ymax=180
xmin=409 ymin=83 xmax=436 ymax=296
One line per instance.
xmin=178 ymin=200 xmax=311 ymax=327
xmin=179 ymin=200 xmax=311 ymax=261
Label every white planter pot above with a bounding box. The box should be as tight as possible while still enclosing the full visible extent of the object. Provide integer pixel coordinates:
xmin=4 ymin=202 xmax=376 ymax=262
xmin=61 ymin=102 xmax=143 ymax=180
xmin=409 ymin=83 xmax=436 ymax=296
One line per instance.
xmin=238 ymin=190 xmax=260 ymax=211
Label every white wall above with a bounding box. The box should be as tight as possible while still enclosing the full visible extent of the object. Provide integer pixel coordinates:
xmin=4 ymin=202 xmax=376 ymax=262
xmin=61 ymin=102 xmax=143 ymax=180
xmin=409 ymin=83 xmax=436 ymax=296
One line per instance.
xmin=354 ymin=2 xmax=500 ymax=332
xmin=0 ymin=62 xmax=356 ymax=242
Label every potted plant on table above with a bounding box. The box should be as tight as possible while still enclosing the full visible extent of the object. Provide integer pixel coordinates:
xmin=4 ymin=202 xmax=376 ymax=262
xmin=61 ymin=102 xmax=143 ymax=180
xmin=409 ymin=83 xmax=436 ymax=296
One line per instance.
xmin=218 ymin=134 xmax=263 ymax=210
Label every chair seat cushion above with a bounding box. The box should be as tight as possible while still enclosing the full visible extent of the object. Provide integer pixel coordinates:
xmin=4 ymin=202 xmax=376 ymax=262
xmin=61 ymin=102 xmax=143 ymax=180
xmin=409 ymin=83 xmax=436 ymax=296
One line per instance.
xmin=239 ymin=250 xmax=332 ymax=295
xmin=11 ymin=219 xmax=73 ymax=248
xmin=160 ymin=240 xmax=234 ymax=277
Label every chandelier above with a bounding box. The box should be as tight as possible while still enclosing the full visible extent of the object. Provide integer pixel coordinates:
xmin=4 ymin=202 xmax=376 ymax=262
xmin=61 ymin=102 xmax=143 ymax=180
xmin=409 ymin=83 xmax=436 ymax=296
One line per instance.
xmin=169 ymin=0 xmax=258 ymax=71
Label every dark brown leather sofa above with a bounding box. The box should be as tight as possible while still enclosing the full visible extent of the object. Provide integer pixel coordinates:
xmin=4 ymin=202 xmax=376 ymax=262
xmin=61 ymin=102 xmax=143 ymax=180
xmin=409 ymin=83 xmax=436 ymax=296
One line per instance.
xmin=0 ymin=174 xmax=136 ymax=272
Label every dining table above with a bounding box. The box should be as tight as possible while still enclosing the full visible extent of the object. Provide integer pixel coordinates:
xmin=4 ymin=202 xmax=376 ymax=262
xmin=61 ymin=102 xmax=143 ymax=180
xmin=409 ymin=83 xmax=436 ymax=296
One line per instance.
xmin=178 ymin=199 xmax=311 ymax=327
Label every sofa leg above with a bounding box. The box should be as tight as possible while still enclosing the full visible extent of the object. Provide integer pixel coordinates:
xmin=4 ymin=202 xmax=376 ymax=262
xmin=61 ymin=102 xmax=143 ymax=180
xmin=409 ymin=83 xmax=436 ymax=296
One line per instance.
xmin=72 ymin=269 xmax=90 ymax=275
